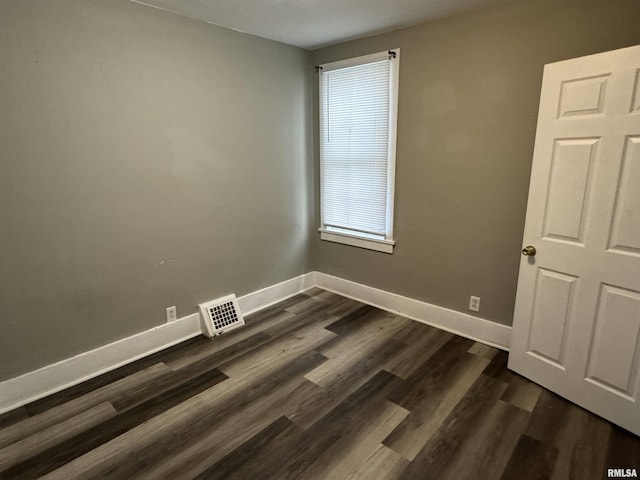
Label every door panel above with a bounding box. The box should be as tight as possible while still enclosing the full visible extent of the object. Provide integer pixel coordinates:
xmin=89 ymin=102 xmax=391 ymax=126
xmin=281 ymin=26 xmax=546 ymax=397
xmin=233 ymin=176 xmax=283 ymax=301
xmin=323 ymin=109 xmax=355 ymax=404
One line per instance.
xmin=558 ymin=74 xmax=609 ymax=118
xmin=585 ymin=284 xmax=640 ymax=398
xmin=509 ymin=45 xmax=640 ymax=435
xmin=527 ymin=269 xmax=576 ymax=367
xmin=542 ymin=138 xmax=598 ymax=243
xmin=631 ymin=70 xmax=640 ymax=113
xmin=608 ymin=136 xmax=640 ymax=254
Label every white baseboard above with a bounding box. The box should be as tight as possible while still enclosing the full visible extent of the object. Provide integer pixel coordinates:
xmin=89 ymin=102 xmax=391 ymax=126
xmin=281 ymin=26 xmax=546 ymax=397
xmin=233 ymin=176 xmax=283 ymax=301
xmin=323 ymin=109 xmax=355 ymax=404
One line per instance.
xmin=314 ymin=272 xmax=512 ymax=351
xmin=0 ymin=270 xmax=510 ymax=415
xmin=0 ymin=272 xmax=314 ymax=415
xmin=237 ymin=273 xmax=316 ymax=315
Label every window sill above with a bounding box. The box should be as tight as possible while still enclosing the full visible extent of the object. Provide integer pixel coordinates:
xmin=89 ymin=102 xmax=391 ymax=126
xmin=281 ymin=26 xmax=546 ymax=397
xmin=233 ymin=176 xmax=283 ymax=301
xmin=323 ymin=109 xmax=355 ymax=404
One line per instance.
xmin=319 ymin=229 xmax=395 ymax=254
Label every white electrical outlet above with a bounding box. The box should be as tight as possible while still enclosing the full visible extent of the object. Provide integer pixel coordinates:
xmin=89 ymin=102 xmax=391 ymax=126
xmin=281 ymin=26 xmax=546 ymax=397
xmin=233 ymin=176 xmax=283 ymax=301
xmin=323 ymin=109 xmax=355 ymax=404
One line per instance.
xmin=469 ymin=296 xmax=480 ymax=312
xmin=166 ymin=306 xmax=177 ymax=322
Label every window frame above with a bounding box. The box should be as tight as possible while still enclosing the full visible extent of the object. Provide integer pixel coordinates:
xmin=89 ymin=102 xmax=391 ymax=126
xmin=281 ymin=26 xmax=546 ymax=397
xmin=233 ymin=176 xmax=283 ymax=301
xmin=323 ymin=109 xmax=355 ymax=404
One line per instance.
xmin=318 ymin=49 xmax=400 ymax=254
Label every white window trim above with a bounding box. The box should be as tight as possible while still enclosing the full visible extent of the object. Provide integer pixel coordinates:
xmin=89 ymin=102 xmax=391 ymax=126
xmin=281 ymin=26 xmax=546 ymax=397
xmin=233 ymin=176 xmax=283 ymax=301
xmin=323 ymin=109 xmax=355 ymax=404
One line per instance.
xmin=319 ymin=228 xmax=395 ymax=254
xmin=318 ymin=49 xmax=400 ymax=255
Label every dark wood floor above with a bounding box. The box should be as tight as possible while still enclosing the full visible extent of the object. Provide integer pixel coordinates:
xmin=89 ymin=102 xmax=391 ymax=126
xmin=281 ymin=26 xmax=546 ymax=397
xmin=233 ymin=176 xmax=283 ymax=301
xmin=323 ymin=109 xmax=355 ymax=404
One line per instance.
xmin=0 ymin=289 xmax=639 ymax=479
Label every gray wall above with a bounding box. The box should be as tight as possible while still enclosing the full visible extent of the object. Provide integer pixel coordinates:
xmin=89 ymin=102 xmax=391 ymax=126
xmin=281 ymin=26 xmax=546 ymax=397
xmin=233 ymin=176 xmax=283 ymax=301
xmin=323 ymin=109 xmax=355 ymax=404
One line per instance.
xmin=310 ymin=0 xmax=640 ymax=326
xmin=0 ymin=0 xmax=313 ymax=381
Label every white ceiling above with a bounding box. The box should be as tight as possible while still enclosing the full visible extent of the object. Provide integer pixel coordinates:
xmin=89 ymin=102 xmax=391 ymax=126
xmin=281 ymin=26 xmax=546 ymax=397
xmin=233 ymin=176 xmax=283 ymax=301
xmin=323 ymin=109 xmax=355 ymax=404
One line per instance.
xmin=131 ymin=0 xmax=511 ymax=50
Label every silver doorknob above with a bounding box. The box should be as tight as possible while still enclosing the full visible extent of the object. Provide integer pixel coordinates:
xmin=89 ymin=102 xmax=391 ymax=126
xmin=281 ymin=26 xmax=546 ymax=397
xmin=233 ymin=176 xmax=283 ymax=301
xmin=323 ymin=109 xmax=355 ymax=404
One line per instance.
xmin=522 ymin=245 xmax=536 ymax=256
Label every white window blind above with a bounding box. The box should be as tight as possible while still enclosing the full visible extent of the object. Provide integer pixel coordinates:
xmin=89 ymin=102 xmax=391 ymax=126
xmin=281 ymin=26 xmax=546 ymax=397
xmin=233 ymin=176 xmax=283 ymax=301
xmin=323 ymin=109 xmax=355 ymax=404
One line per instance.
xmin=319 ymin=50 xmax=399 ymax=253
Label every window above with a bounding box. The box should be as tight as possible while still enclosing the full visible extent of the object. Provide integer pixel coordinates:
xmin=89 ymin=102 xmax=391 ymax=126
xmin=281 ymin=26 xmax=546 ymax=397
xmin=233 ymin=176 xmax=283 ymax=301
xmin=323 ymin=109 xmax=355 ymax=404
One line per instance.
xmin=318 ymin=49 xmax=399 ymax=254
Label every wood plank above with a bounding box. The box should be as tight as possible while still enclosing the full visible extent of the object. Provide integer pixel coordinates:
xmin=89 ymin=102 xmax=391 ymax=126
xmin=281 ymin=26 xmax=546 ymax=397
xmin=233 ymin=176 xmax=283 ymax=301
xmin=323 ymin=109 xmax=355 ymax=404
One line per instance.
xmin=525 ymin=390 xmax=573 ymax=445
xmin=217 ymin=323 xmax=336 ymax=379
xmin=387 ymin=335 xmax=476 ymax=411
xmin=482 ymin=349 xmax=511 ymax=381
xmin=318 ymin=310 xmax=406 ymax=358
xmin=324 ymin=305 xmax=379 ymax=335
xmin=436 ymin=400 xmax=530 ymax=480
xmin=499 ymin=434 xmax=559 ymax=480
xmin=306 ymin=313 xmax=406 ymax=386
xmin=399 ymin=374 xmax=509 ymax=479
xmin=500 ymin=374 xmax=542 ymax=412
xmin=39 ymin=348 xmax=328 ymax=480
xmin=553 ymin=406 xmax=611 ymax=480
xmin=327 ymin=296 xmax=367 ymax=318
xmin=604 ymin=424 xmax=640 ymax=475
xmin=392 ymin=321 xmax=439 ymax=346
xmin=0 ymin=407 xmax=27 ymax=430
xmin=305 ymin=400 xmax=409 ymax=480
xmin=1 ymin=368 xmax=228 ymax=480
xmin=0 ymin=363 xmax=170 ymax=448
xmin=383 ymin=353 xmax=490 ymax=461
xmin=257 ymin=308 xmax=337 ymax=346
xmin=283 ymin=295 xmax=325 ymax=315
xmin=286 ymin=339 xmax=406 ymax=430
xmin=385 ymin=327 xmax=453 ymax=379
xmin=131 ymin=352 xmax=329 ymax=480
xmin=468 ymin=341 xmax=500 ymax=359
xmin=0 ymin=402 xmax=116 ymax=471
xmin=252 ymin=370 xmax=405 ymax=480
xmin=193 ymin=416 xmax=303 ymax=480
xmin=165 ymin=320 xmax=287 ymax=371
xmin=112 ymin=333 xmax=270 ymax=411
xmin=140 ymin=332 xmax=400 ymax=479
xmin=344 ymin=444 xmax=409 ymax=480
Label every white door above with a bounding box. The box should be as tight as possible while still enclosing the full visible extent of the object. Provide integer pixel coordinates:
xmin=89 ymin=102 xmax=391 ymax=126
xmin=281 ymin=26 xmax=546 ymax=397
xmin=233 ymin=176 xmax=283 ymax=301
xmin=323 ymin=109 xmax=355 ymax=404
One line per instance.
xmin=509 ymin=45 xmax=640 ymax=435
